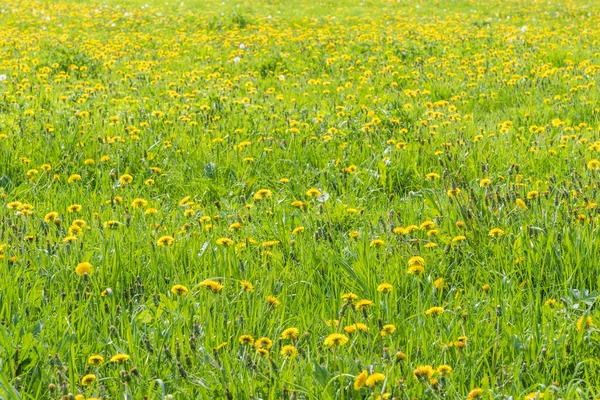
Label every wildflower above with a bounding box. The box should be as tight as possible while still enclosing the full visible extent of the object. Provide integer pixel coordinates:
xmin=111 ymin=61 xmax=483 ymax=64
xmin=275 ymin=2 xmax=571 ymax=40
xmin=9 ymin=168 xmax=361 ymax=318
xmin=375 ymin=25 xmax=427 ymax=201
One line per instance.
xmin=306 ymin=188 xmax=321 ymax=198
xmin=81 ymin=374 xmax=96 ymax=386
xmin=354 ymin=370 xmax=368 ymax=390
xmin=281 ymin=328 xmax=300 ymax=340
xmin=413 ymin=365 xmax=435 ymax=380
xmin=253 ymin=189 xmax=272 ymax=200
xmin=467 ymin=388 xmax=483 ymax=399
xmin=131 ymin=198 xmax=148 ymax=208
xmin=291 ymin=200 xmax=305 ymax=209
xmin=395 ymin=350 xmax=406 ymax=361
xmin=88 ymin=355 xmax=104 ymax=365
xmin=229 ymin=222 xmax=242 ymax=231
xmin=67 ymin=204 xmax=82 ymax=213
xmin=240 ymin=280 xmax=254 ymax=291
xmin=255 ymin=337 xmax=273 ymax=350
xmin=447 ymin=188 xmax=461 ymax=197
xmin=451 ymin=235 xmax=466 ymax=244
xmin=355 ymin=299 xmax=374 ymax=311
xmin=365 ymin=373 xmax=386 ymax=387
xmin=75 ymin=262 xmax=93 ymax=276
xmin=370 ymin=239 xmax=385 ymax=247
xmin=324 ymin=333 xmax=349 ymax=347
xmin=587 ymin=159 xmax=600 ymax=170
xmin=199 ymin=280 xmax=224 ymax=293
xmin=426 ymin=172 xmax=440 ymax=180
xmin=380 ymin=324 xmax=396 ymax=336
xmin=256 ymin=348 xmax=269 ymax=356
xmin=479 ymin=178 xmax=492 ymax=187
xmin=280 ymin=345 xmax=298 ymax=358
xmin=216 ymin=237 xmax=234 ymax=246
xmin=157 ymin=236 xmax=174 ymax=246
xmin=266 ymin=295 xmax=280 ymax=307
xmin=526 ymin=191 xmax=539 ymax=199
xmin=292 ymin=226 xmax=305 ymax=235
xmin=119 ymin=174 xmax=133 ymax=185
xmin=239 ymin=335 xmax=254 ymax=345
xmin=516 ymin=198 xmax=527 ymax=210
xmin=408 ymin=265 xmax=425 ymax=275
xmin=437 ymin=365 xmax=452 ymax=375
xmin=434 ymin=277 xmax=445 ymax=289
xmin=171 ymin=284 xmax=188 ymax=295
xmin=110 ymin=353 xmax=130 ymax=363
xmin=377 ymin=283 xmax=393 ymax=293
xmin=576 ymin=316 xmax=593 ymax=332
xmin=425 ymin=306 xmax=444 ymax=316
xmin=68 ymin=174 xmax=82 ymax=183
xmin=408 ymin=255 xmax=425 ymax=267
xmin=488 ymin=228 xmax=505 ymax=237
xmin=44 ymin=211 xmax=59 ymax=222
xmin=524 ymin=393 xmax=545 ymax=400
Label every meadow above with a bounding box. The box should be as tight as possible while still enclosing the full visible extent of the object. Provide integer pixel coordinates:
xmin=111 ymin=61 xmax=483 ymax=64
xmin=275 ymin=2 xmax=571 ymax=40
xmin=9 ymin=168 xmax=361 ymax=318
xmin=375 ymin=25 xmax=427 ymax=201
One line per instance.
xmin=1 ymin=0 xmax=600 ymax=398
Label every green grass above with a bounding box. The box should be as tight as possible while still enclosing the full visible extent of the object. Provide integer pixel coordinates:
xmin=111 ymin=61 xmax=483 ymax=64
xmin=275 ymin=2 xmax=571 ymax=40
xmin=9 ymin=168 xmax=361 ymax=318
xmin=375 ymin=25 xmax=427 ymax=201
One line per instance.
xmin=1 ymin=0 xmax=600 ymax=398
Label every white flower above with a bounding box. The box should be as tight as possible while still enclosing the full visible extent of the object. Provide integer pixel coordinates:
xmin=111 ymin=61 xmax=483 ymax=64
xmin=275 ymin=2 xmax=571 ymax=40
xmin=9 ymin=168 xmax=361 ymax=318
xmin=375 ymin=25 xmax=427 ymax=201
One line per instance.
xmin=239 ymin=43 xmax=246 ymax=49
xmin=233 ymin=57 xmax=241 ymax=63
xmin=0 ymin=74 xmax=6 ymax=82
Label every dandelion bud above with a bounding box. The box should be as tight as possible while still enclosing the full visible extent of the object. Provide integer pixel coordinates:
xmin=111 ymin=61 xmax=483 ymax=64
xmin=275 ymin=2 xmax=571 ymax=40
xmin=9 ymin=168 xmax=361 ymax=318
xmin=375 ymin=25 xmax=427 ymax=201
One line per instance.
xmin=60 ymin=381 xmax=69 ymax=395
xmin=48 ymin=384 xmax=56 ymax=392
xmin=177 ymin=362 xmax=187 ymax=379
xmin=164 ymin=344 xmax=172 ymax=360
xmin=67 ymin=393 xmax=75 ymax=400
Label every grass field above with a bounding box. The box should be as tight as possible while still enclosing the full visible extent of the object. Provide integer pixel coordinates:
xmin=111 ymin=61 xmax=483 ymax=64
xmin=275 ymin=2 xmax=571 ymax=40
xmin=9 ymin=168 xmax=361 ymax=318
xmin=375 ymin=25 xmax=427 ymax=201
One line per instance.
xmin=1 ymin=0 xmax=600 ymax=398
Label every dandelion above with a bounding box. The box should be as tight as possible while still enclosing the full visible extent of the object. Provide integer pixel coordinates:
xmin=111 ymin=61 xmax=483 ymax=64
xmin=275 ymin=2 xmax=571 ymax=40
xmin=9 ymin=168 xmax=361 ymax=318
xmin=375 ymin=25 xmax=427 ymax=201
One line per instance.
xmin=171 ymin=284 xmax=188 ymax=295
xmin=281 ymin=328 xmax=299 ymax=340
xmin=280 ymin=345 xmax=298 ymax=358
xmin=324 ymin=333 xmax=349 ymax=347
xmin=377 ymin=283 xmax=393 ymax=293
xmin=425 ymin=306 xmax=444 ymax=316
xmin=467 ymin=388 xmax=483 ymax=399
xmin=119 ymin=174 xmax=133 ymax=185
xmin=451 ymin=235 xmax=466 ymax=244
xmin=355 ymin=299 xmax=373 ymax=311
xmin=239 ymin=335 xmax=254 ymax=345
xmin=157 ymin=236 xmax=174 ymax=246
xmin=266 ymin=295 xmax=280 ymax=307
xmin=88 ymin=355 xmax=104 ymax=365
xmin=365 ymin=373 xmax=386 ymax=387
xmin=413 ymin=365 xmax=435 ymax=380
xmin=437 ymin=365 xmax=452 ymax=375
xmin=199 ymin=280 xmax=224 ymax=293
xmin=68 ymin=174 xmax=82 ymax=183
xmin=370 ymin=239 xmax=385 ymax=248
xmin=81 ymin=374 xmax=96 ymax=386
xmin=587 ymin=159 xmax=600 ymax=170
xmin=516 ymin=198 xmax=527 ymax=210
xmin=380 ymin=324 xmax=396 ymax=336
xmin=110 ymin=353 xmax=130 ymax=363
xmin=488 ymin=228 xmax=505 ymax=237
xmin=576 ymin=315 xmax=593 ymax=332
xmin=255 ymin=337 xmax=273 ymax=350
xmin=354 ymin=370 xmax=368 ymax=390
xmin=75 ymin=262 xmax=93 ymax=276
xmin=524 ymin=392 xmax=545 ymax=400
xmin=216 ymin=237 xmax=234 ymax=246
xmin=240 ymin=280 xmax=254 ymax=292
xmin=306 ymin=188 xmax=321 ymax=198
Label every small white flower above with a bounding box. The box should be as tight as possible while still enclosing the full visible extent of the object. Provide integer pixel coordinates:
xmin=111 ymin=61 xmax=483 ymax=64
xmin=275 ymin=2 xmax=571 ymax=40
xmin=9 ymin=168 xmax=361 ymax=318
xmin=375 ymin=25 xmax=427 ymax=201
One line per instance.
xmin=239 ymin=43 xmax=246 ymax=49
xmin=233 ymin=57 xmax=241 ymax=63
xmin=0 ymin=74 xmax=7 ymax=82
